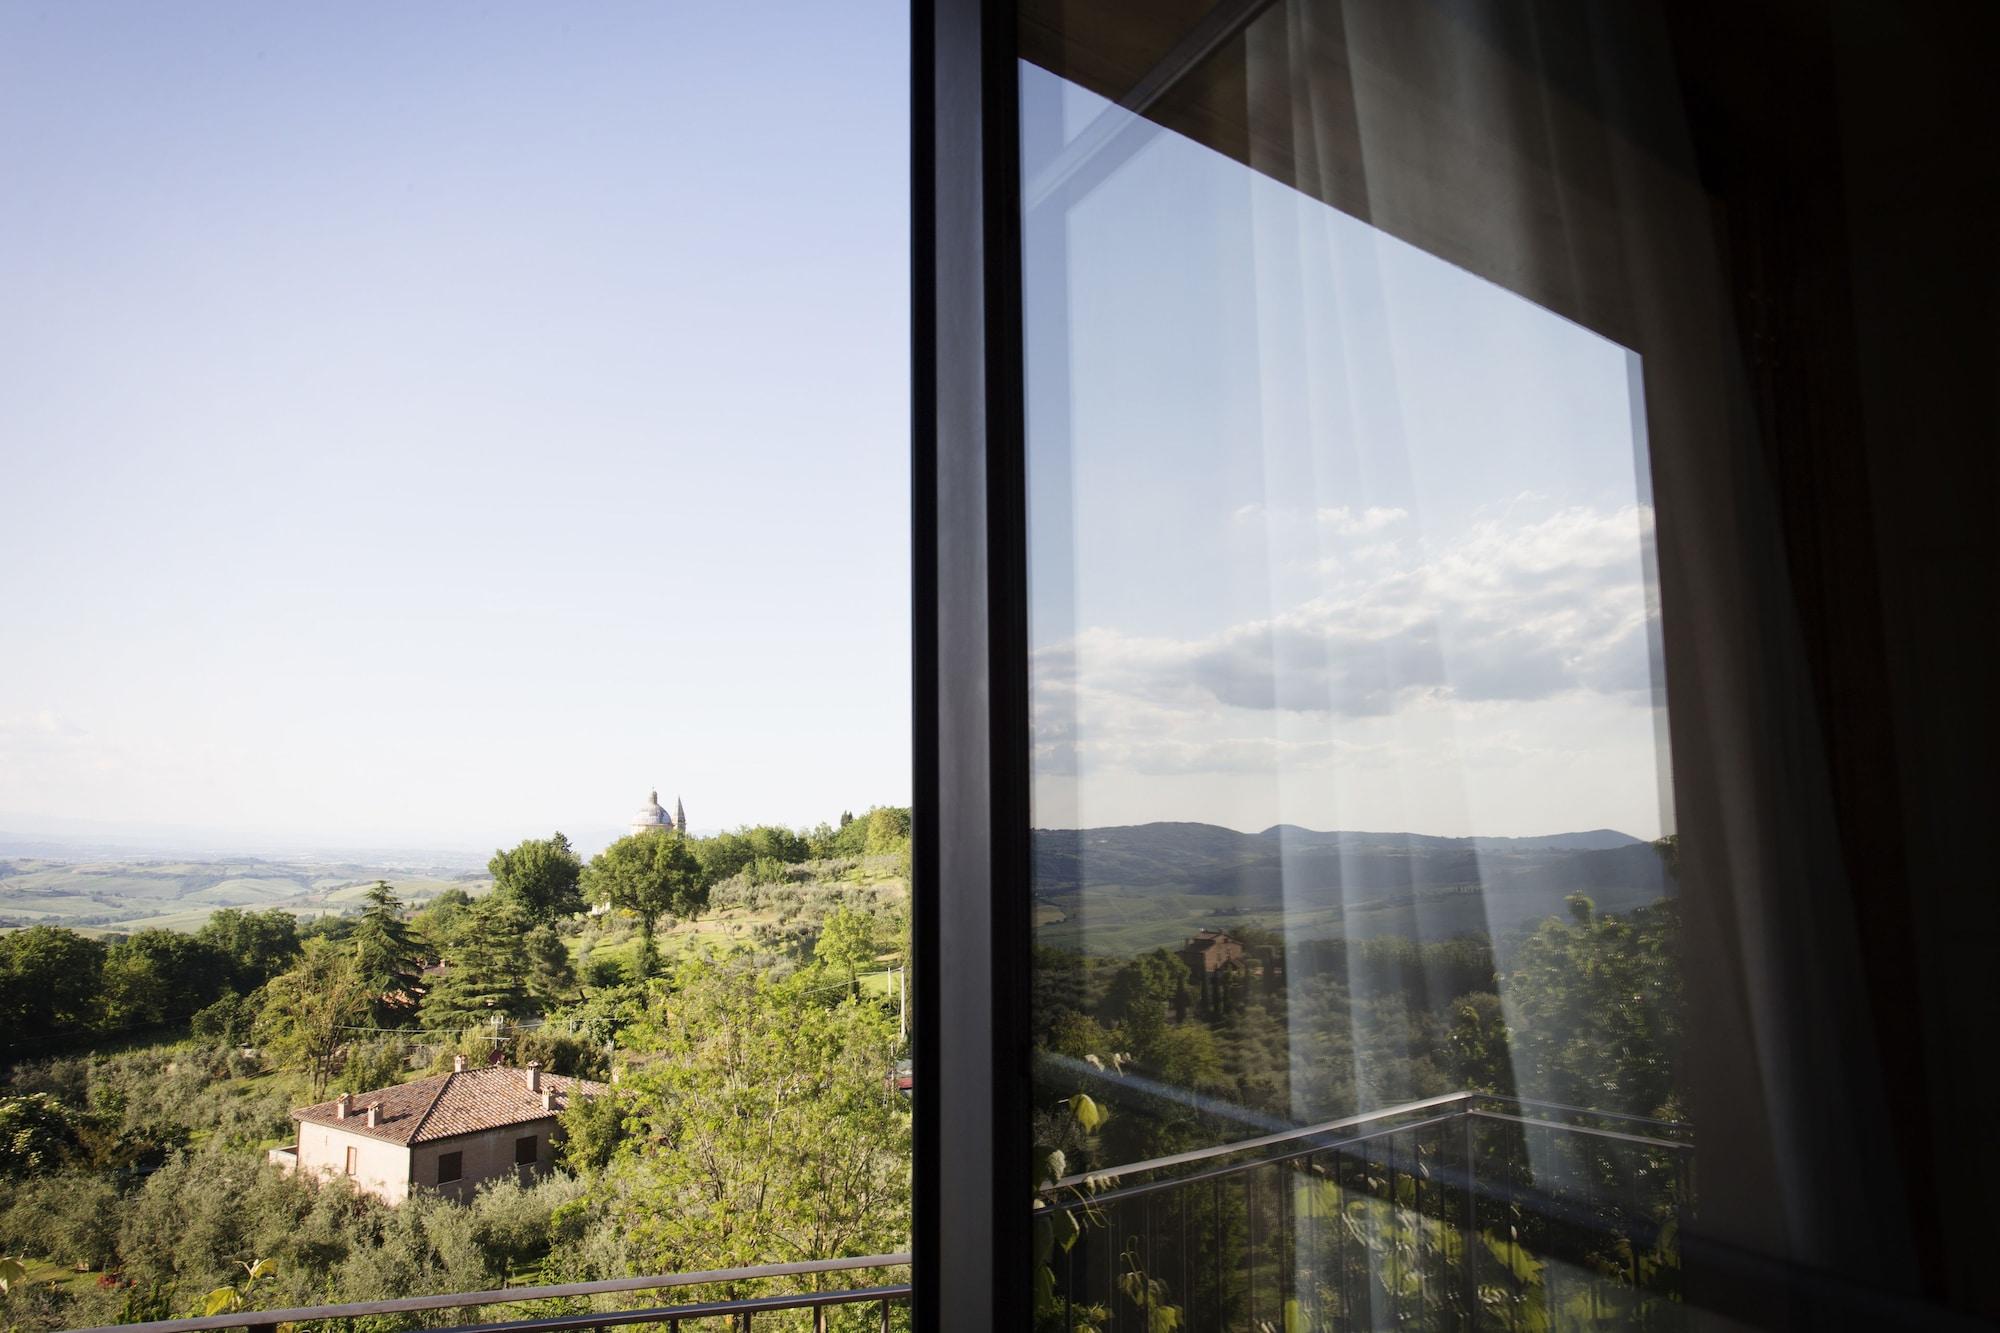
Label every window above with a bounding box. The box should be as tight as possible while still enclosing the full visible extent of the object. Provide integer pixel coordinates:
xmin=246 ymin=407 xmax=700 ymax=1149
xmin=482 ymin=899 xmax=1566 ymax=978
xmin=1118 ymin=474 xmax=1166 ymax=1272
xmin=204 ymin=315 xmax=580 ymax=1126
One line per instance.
xmin=436 ymin=1152 xmax=463 ymax=1185
xmin=515 ymin=1135 xmax=538 ymax=1166
xmin=344 ymin=1145 xmax=357 ymax=1177
xmin=918 ymin=0 xmax=1997 ymax=1326
xmin=1018 ymin=28 xmax=1675 ymax=1326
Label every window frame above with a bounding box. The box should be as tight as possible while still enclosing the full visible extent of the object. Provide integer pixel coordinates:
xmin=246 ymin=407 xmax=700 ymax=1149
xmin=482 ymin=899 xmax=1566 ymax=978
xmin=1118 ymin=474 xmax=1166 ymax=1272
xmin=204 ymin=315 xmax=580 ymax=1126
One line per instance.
xmin=436 ymin=1150 xmax=464 ymax=1185
xmin=911 ymin=0 xmax=1033 ymax=1327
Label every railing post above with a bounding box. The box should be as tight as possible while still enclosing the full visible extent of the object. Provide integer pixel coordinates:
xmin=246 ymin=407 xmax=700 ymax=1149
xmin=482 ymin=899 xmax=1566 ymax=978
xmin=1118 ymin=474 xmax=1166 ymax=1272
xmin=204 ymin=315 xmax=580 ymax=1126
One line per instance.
xmin=1461 ymin=1106 xmax=1479 ymax=1332
xmin=881 ymin=1296 xmax=893 ymax=1332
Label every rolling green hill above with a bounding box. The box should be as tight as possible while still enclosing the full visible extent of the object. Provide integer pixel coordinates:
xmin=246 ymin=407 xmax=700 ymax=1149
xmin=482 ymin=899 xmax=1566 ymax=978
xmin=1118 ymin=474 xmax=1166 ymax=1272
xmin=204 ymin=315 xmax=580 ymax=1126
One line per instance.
xmin=0 ymin=857 xmax=488 ymax=935
xmin=1032 ymin=822 xmax=1669 ymax=956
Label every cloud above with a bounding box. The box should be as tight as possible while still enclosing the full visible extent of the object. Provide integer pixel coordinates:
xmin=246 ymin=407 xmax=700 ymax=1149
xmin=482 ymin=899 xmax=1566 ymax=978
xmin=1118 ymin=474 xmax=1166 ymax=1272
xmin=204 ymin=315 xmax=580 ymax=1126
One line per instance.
xmin=1033 ymin=503 xmax=1659 ymax=777
xmin=1315 ymin=505 xmax=1408 ymax=538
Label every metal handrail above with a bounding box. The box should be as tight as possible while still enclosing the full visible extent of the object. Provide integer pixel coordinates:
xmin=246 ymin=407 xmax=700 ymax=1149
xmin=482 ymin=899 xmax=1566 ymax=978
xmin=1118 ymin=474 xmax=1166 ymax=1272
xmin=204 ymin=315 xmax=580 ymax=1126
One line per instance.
xmin=1039 ymin=1109 xmax=1472 ymax=1211
xmin=1497 ymin=1093 xmax=1694 ymax=1134
xmin=1044 ymin=1090 xmax=1478 ymax=1191
xmin=1469 ymin=1107 xmax=1692 ymax=1152
xmin=1043 ymin=1089 xmax=1693 ymax=1194
xmin=447 ymin=1284 xmax=914 ymax=1333
xmin=66 ymin=1253 xmax=913 ymax=1333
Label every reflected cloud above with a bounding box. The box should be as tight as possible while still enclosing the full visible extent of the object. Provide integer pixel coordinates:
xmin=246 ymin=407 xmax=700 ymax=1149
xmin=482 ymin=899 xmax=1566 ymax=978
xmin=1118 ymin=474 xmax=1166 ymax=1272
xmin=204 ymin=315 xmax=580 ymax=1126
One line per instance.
xmin=1034 ymin=503 xmax=1657 ymax=778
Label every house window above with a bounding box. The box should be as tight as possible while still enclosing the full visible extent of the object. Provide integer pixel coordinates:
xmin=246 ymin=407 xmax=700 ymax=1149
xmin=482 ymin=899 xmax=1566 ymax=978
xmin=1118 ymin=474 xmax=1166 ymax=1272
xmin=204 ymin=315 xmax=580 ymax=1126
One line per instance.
xmin=436 ymin=1151 xmax=463 ymax=1184
xmin=344 ymin=1145 xmax=357 ymax=1176
xmin=514 ymin=1135 xmax=538 ymax=1166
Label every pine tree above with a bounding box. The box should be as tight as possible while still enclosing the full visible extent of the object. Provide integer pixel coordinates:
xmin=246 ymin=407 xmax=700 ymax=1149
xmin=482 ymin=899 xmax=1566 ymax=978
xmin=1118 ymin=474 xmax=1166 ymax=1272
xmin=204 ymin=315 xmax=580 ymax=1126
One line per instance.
xmin=526 ymin=924 xmax=579 ymax=1009
xmin=421 ymin=897 xmax=533 ymax=1030
xmin=353 ymin=881 xmax=423 ymax=1024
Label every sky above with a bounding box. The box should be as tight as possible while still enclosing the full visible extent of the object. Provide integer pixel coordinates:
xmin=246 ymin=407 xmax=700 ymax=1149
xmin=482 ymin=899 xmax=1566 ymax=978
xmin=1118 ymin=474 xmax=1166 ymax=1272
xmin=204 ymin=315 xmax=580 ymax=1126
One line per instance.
xmin=0 ymin=2 xmax=910 ymax=856
xmin=1021 ymin=65 xmax=1673 ymax=841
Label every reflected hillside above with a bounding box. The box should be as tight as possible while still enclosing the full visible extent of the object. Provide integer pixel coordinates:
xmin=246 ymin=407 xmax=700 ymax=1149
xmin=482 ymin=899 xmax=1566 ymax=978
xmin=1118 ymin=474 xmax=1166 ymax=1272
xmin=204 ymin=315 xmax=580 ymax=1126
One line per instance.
xmin=1032 ymin=823 xmax=1672 ymax=956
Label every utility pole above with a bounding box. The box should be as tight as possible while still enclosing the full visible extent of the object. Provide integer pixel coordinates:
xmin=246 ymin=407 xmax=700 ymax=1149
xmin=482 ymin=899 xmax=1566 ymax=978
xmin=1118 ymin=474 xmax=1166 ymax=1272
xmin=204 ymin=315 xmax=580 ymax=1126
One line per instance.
xmin=898 ymin=964 xmax=908 ymax=1043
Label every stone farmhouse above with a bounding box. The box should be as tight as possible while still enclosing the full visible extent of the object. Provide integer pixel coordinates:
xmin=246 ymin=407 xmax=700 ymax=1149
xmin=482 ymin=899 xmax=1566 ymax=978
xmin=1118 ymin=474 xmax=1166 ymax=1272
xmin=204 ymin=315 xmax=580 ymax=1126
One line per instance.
xmin=1178 ymin=928 xmax=1247 ymax=976
xmin=271 ymin=1056 xmax=605 ymax=1204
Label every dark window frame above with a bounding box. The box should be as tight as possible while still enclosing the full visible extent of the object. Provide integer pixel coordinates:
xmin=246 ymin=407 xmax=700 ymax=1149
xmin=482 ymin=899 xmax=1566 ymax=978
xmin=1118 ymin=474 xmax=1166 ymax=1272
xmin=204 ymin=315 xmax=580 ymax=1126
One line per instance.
xmin=515 ymin=1134 xmax=538 ymax=1166
xmin=436 ymin=1150 xmax=463 ymax=1185
xmin=911 ymin=0 xmax=1032 ymax=1327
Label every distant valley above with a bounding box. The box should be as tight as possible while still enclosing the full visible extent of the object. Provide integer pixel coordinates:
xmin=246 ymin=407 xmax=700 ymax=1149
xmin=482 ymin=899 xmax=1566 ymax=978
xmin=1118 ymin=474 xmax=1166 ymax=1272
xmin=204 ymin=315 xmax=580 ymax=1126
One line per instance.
xmin=1032 ymin=822 xmax=1670 ymax=956
xmin=0 ymin=856 xmax=490 ymax=935
xmin=0 ymin=820 xmax=1668 ymax=949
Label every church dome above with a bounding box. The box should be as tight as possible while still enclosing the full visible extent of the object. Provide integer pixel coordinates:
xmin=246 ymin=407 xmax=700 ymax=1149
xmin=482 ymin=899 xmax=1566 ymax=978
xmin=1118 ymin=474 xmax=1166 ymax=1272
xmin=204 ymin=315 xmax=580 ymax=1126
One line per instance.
xmin=631 ymin=789 xmax=673 ymax=835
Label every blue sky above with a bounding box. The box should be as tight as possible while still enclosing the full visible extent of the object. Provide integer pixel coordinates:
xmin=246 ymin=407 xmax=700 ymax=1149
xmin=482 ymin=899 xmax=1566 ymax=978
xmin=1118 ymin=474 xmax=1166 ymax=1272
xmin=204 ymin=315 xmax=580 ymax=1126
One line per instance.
xmin=1022 ymin=65 xmax=1672 ymax=840
xmin=0 ymin=2 xmax=909 ymax=854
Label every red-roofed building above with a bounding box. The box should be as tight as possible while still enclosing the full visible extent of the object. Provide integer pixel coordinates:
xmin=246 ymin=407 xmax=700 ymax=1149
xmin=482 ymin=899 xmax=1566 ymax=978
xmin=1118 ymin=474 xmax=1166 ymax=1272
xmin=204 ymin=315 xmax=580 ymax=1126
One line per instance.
xmin=269 ymin=1056 xmax=605 ymax=1204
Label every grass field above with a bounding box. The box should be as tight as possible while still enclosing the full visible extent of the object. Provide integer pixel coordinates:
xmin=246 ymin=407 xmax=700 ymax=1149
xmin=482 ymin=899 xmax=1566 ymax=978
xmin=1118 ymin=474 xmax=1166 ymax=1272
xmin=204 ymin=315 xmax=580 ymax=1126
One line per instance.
xmin=572 ymin=858 xmax=909 ymax=983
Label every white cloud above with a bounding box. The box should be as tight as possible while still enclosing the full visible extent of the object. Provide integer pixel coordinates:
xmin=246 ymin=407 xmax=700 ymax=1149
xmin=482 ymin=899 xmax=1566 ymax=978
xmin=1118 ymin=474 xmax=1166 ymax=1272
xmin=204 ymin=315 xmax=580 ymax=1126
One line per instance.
xmin=1033 ymin=503 xmax=1660 ymax=780
xmin=1315 ymin=505 xmax=1408 ymax=538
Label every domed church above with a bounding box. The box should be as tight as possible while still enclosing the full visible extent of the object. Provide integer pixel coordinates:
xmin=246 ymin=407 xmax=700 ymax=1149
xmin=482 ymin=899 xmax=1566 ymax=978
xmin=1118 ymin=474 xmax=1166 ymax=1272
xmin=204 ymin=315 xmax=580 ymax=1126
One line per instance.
xmin=630 ymin=789 xmax=687 ymax=837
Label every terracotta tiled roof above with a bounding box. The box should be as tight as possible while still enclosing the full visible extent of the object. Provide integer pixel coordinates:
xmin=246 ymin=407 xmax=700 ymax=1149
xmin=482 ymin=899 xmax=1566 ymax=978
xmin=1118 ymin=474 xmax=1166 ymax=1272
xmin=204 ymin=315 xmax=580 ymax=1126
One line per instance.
xmin=293 ymin=1066 xmax=606 ymax=1146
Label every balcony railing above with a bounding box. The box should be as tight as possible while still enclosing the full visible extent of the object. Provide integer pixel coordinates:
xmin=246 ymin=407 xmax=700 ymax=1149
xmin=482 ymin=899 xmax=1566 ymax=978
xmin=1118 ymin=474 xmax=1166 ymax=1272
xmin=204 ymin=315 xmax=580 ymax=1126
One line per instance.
xmin=69 ymin=1254 xmax=912 ymax=1333
xmin=1037 ymin=1091 xmax=1693 ymax=1332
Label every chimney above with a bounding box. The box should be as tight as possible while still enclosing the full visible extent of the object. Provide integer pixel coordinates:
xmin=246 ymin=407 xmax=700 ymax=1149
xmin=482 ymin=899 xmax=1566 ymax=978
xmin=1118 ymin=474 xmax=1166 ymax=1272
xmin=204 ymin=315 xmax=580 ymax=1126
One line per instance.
xmin=525 ymin=1060 xmax=541 ymax=1093
xmin=365 ymin=1103 xmax=381 ymax=1128
xmin=335 ymin=1092 xmax=352 ymax=1120
xmin=452 ymin=1052 xmax=468 ymax=1073
xmin=540 ymin=1089 xmax=556 ymax=1112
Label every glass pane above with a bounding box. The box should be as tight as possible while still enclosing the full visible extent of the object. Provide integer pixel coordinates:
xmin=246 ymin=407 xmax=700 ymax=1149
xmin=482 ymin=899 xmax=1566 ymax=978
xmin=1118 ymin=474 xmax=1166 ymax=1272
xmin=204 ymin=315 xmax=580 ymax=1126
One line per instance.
xmin=1023 ymin=10 xmax=1685 ymax=1328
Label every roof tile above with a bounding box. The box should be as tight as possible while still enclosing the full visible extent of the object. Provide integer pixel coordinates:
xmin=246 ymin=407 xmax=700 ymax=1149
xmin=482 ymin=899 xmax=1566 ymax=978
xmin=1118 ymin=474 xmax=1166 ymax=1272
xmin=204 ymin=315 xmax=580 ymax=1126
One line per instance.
xmin=294 ymin=1066 xmax=606 ymax=1146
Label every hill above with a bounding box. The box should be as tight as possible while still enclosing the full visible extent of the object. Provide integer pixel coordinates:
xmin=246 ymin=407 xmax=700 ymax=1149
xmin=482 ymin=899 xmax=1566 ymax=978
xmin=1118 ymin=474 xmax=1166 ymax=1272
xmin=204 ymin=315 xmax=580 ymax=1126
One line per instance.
xmin=1031 ymin=822 xmax=1666 ymax=955
xmin=0 ymin=857 xmax=489 ymax=934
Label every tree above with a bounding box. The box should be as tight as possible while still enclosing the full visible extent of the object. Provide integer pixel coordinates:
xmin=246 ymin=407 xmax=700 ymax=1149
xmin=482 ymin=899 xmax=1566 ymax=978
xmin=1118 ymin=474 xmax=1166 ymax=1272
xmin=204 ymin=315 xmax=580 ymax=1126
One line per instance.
xmin=815 ymin=905 xmax=878 ymax=997
xmin=1442 ymin=990 xmax=1515 ymax=1095
xmin=194 ymin=908 xmax=301 ymax=993
xmin=0 ymin=926 xmax=105 ymax=1043
xmin=421 ymin=897 xmax=535 ymax=1030
xmin=567 ymin=959 xmax=909 ymax=1279
xmin=353 ymin=881 xmax=424 ymax=1023
xmin=1100 ymin=949 xmax=1189 ymax=1058
xmin=259 ymin=939 xmax=373 ymax=1096
xmin=863 ymin=806 xmax=911 ymax=855
xmin=411 ymin=888 xmax=473 ymax=948
xmin=743 ymin=825 xmax=808 ymax=864
xmin=525 ymin=924 xmax=579 ymax=1010
xmin=828 ymin=814 xmax=871 ymax=858
xmin=488 ymin=833 xmax=585 ymax=925
xmin=0 ymin=1092 xmax=86 ymax=1178
xmin=583 ymin=831 xmax=712 ymax=977
xmin=1504 ymin=898 xmax=1681 ymax=1116
xmin=190 ymin=990 xmax=261 ymax=1046
xmin=102 ymin=930 xmax=231 ymax=1028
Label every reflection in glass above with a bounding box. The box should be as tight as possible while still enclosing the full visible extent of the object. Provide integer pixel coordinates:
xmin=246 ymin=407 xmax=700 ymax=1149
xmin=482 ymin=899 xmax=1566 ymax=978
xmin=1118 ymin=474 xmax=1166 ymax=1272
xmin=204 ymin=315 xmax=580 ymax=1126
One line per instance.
xmin=1024 ymin=58 xmax=1684 ymax=1330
